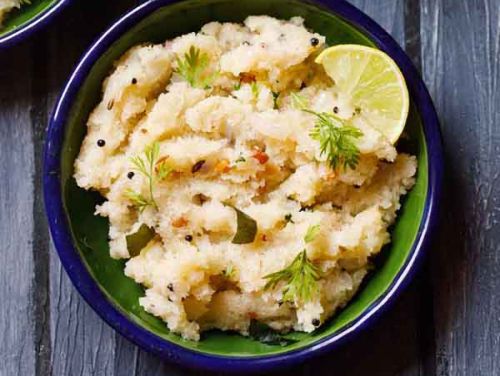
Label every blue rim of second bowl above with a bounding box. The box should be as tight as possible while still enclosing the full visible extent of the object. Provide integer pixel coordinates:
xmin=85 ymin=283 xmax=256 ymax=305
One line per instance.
xmin=0 ymin=0 xmax=71 ymax=49
xmin=43 ymin=0 xmax=444 ymax=373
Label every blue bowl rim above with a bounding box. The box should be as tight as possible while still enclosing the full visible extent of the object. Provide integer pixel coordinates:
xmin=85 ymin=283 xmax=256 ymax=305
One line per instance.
xmin=0 ymin=0 xmax=71 ymax=49
xmin=43 ymin=0 xmax=444 ymax=373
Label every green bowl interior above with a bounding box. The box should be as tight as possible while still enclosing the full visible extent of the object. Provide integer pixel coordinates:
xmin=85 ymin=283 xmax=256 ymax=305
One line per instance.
xmin=60 ymin=0 xmax=428 ymax=357
xmin=0 ymin=0 xmax=58 ymax=37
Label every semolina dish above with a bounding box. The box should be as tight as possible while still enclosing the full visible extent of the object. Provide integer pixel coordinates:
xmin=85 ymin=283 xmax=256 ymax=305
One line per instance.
xmin=0 ymin=0 xmax=29 ymax=26
xmin=74 ymin=16 xmax=417 ymax=341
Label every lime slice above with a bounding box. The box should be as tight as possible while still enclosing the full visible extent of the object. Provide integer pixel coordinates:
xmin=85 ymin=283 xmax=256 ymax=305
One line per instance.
xmin=315 ymin=45 xmax=409 ymax=143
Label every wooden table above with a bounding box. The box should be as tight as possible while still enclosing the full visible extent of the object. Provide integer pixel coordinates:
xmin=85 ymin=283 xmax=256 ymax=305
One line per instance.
xmin=1 ymin=0 xmax=498 ymax=375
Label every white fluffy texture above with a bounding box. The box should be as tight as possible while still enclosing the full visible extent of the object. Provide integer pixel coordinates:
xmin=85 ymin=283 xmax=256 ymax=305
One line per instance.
xmin=75 ymin=16 xmax=417 ymax=341
xmin=0 ymin=0 xmax=23 ymax=25
xmin=219 ymin=16 xmax=325 ymax=81
xmin=74 ymin=44 xmax=173 ymax=190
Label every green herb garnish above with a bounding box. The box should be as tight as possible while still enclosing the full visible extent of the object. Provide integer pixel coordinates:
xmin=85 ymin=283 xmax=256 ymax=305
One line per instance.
xmin=175 ymin=46 xmax=217 ymax=89
xmin=263 ymin=226 xmax=322 ymax=303
xmin=291 ymin=92 xmax=309 ymax=110
xmin=126 ymin=224 xmax=155 ymax=257
xmin=250 ymin=81 xmax=259 ymax=98
xmin=235 ymin=155 xmax=246 ymax=163
xmin=291 ymin=92 xmax=363 ymax=170
xmin=248 ymin=320 xmax=297 ymax=346
xmin=309 ymin=112 xmax=363 ymax=170
xmin=231 ymin=206 xmax=258 ymax=244
xmin=126 ymin=142 xmax=172 ymax=212
xmin=263 ymin=250 xmax=321 ymax=303
xmin=304 ymin=224 xmax=320 ymax=243
xmin=222 ymin=264 xmax=236 ymax=279
xmin=124 ymin=190 xmax=152 ymax=212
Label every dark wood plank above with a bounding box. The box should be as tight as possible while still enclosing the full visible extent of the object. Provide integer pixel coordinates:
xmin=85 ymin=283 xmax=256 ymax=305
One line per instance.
xmin=0 ymin=45 xmax=37 ymax=375
xmin=31 ymin=30 xmax=54 ymax=376
xmin=40 ymin=2 xmax=146 ymax=376
xmin=421 ymin=0 xmax=500 ymax=375
xmin=42 ymin=1 xmax=189 ymax=374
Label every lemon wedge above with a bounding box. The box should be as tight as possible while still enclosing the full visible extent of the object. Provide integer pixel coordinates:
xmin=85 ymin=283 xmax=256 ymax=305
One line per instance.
xmin=315 ymin=45 xmax=409 ymax=143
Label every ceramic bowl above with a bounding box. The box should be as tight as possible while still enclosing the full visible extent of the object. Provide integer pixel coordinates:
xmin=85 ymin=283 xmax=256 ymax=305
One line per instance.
xmin=44 ymin=0 xmax=443 ymax=372
xmin=0 ymin=0 xmax=71 ymax=48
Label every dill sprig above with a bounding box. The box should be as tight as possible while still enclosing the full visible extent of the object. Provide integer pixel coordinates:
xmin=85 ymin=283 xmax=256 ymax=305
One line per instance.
xmin=175 ymin=46 xmax=218 ymax=89
xmin=251 ymin=82 xmax=259 ymax=99
xmin=125 ymin=142 xmax=172 ymax=212
xmin=308 ymin=111 xmax=363 ymax=170
xmin=291 ymin=92 xmax=309 ymax=110
xmin=263 ymin=225 xmax=322 ymax=303
xmin=124 ymin=190 xmax=152 ymax=213
xmin=291 ymin=92 xmax=363 ymax=170
xmin=222 ymin=264 xmax=236 ymax=279
xmin=304 ymin=224 xmax=321 ymax=243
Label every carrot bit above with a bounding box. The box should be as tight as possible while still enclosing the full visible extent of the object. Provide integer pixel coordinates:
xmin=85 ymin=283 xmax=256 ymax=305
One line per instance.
xmin=214 ymin=159 xmax=231 ymax=173
xmin=172 ymin=217 xmax=188 ymax=228
xmin=252 ymin=150 xmax=269 ymax=164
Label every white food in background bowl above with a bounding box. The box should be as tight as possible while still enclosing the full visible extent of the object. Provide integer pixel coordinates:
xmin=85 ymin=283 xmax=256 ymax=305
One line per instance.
xmin=74 ymin=16 xmax=416 ymax=341
xmin=0 ymin=0 xmax=28 ymax=25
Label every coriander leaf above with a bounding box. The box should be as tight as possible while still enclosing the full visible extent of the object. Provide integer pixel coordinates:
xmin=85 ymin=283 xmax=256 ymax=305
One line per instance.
xmin=308 ymin=111 xmax=363 ymax=170
xmin=291 ymin=92 xmax=309 ymax=110
xmin=229 ymin=206 xmax=258 ymax=244
xmin=130 ymin=155 xmax=148 ymax=176
xmin=175 ymin=46 xmax=218 ymax=89
xmin=304 ymin=224 xmax=320 ymax=243
xmin=251 ymin=82 xmax=259 ymax=98
xmin=248 ymin=320 xmax=297 ymax=346
xmin=156 ymin=161 xmax=173 ymax=181
xmin=124 ymin=189 xmax=153 ymax=213
xmin=127 ymin=141 xmax=172 ymax=212
xmin=126 ymin=224 xmax=155 ymax=257
xmin=223 ymin=264 xmax=235 ymax=279
xmin=291 ymin=91 xmax=363 ymax=170
xmin=264 ymin=250 xmax=321 ymax=303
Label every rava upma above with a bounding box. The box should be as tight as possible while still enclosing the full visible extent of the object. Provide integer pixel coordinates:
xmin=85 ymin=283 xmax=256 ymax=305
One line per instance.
xmin=74 ymin=16 xmax=416 ymax=341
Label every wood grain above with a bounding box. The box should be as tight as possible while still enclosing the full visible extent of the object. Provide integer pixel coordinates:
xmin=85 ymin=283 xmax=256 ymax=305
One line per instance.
xmin=0 ymin=47 xmax=36 ymax=376
xmin=0 ymin=0 xmax=499 ymax=375
xmin=43 ymin=3 xmax=137 ymax=376
xmin=41 ymin=2 xmax=188 ymax=375
xmin=421 ymin=0 xmax=500 ymax=375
